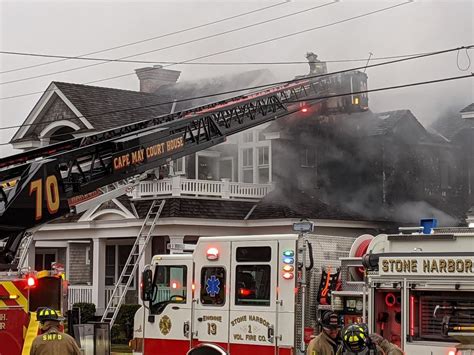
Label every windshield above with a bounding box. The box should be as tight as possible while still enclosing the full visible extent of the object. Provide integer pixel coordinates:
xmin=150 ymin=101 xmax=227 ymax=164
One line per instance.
xmin=150 ymin=265 xmax=187 ymax=314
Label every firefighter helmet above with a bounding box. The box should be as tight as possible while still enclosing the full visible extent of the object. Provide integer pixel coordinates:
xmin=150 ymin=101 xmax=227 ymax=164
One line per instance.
xmin=342 ymin=324 xmax=369 ymax=353
xmin=320 ymin=311 xmax=341 ymax=330
xmin=37 ymin=308 xmax=64 ymax=323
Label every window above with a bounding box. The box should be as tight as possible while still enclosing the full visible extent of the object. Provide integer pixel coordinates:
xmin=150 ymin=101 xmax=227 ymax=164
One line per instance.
xmin=105 ymin=245 xmax=135 ymax=288
xmin=236 ymin=247 xmax=271 ymax=262
xmin=243 ymin=131 xmax=253 ymax=143
xmin=301 ymin=148 xmax=316 ymax=168
xmin=172 ymin=157 xmax=185 ymax=175
xmin=258 ymin=130 xmax=267 ymax=142
xmin=257 ymin=146 xmax=269 ymax=183
xmin=200 ymin=267 xmax=226 ymax=306
xmin=35 ymin=251 xmax=56 ymax=271
xmin=409 ymin=291 xmax=474 ymax=342
xmin=235 ymin=265 xmax=271 ymax=306
xmin=150 ymin=265 xmax=187 ymax=315
xmin=242 ymin=148 xmax=253 ymax=183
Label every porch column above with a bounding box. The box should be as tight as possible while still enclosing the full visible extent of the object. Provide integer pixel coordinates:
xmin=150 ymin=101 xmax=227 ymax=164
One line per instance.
xmin=92 ymin=238 xmax=106 ymax=315
xmin=169 ymin=235 xmax=185 ymax=254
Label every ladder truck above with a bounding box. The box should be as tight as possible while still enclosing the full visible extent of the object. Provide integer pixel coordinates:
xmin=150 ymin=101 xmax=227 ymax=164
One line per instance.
xmin=0 ymin=69 xmax=368 ymax=354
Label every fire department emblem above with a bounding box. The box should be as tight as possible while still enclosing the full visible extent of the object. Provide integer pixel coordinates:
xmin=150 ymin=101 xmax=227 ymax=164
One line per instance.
xmin=159 ymin=315 xmax=172 ymax=335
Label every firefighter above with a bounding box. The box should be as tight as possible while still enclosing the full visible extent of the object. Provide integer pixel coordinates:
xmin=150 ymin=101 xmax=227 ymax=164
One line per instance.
xmin=306 ymin=311 xmax=341 ymax=354
xmin=336 ymin=324 xmax=403 ymax=355
xmin=30 ymin=308 xmax=81 ymax=355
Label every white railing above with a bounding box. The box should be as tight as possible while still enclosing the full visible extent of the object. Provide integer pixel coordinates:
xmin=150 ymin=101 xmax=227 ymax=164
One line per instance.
xmin=69 ymin=285 xmax=93 ymax=308
xmin=105 ymin=286 xmax=115 ymax=307
xmin=128 ymin=176 xmax=273 ymax=200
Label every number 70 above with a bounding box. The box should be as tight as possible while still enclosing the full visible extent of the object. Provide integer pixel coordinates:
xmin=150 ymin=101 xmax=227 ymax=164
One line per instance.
xmin=29 ymin=175 xmax=60 ymax=221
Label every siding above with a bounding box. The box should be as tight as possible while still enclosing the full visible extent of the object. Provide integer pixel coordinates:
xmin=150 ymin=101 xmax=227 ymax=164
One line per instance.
xmin=68 ymin=242 xmax=92 ymax=285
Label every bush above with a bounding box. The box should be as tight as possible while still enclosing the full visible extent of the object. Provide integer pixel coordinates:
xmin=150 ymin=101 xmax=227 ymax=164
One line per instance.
xmin=72 ymin=302 xmax=96 ymax=324
xmin=111 ymin=304 xmax=141 ymax=344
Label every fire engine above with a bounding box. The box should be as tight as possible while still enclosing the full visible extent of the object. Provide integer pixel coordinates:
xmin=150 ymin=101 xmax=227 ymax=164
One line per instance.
xmin=130 ymin=221 xmax=474 ymax=355
xmin=0 ymin=264 xmax=68 ymax=355
xmin=361 ymin=221 xmax=474 ymax=355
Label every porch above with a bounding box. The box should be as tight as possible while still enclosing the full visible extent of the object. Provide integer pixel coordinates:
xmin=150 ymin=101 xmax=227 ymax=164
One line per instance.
xmin=127 ymin=176 xmax=273 ymax=200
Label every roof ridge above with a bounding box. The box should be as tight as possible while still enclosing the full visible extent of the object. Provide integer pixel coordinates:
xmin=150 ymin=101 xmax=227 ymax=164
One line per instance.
xmin=52 ymin=81 xmax=163 ymax=97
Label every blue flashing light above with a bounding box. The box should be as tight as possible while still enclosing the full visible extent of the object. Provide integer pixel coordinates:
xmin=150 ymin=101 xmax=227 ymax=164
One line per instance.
xmin=283 ymin=250 xmax=294 ymax=257
xmin=283 ymin=257 xmax=294 ymax=264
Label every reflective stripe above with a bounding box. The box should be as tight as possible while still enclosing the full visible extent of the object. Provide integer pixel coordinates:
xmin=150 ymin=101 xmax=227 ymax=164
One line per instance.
xmin=22 ymin=312 xmax=39 ymax=355
xmin=2 ymin=281 xmax=28 ymax=309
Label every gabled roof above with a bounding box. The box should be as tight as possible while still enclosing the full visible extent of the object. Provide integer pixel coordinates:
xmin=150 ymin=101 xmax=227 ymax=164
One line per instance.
xmin=460 ymin=103 xmax=474 ymax=113
xmin=51 ymin=82 xmax=172 ymax=131
xmin=431 ymin=108 xmax=474 ymax=139
xmin=11 ymin=82 xmax=172 ymax=142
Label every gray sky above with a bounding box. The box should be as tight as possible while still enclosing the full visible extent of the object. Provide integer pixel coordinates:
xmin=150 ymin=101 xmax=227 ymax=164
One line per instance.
xmin=0 ymin=0 xmax=473 ymax=158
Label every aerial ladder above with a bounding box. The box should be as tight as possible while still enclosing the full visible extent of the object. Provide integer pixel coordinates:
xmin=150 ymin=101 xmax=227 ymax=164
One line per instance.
xmin=0 ymin=74 xmax=341 ymax=269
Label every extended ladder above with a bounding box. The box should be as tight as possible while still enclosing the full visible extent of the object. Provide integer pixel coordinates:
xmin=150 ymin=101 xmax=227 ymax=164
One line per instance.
xmin=101 ymin=200 xmax=165 ymax=326
xmin=9 ymin=232 xmax=33 ymax=271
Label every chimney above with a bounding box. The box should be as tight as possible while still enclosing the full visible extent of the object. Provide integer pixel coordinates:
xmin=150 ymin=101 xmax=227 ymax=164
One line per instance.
xmin=135 ymin=65 xmax=181 ymax=93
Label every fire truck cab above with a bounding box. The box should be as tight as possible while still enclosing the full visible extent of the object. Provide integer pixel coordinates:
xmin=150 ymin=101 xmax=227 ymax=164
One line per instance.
xmin=363 ymin=224 xmax=474 ymax=355
xmin=133 ymin=234 xmax=300 ymax=355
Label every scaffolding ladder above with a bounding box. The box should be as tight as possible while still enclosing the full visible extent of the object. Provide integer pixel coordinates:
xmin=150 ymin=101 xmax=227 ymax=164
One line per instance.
xmin=101 ymin=200 xmax=165 ymax=326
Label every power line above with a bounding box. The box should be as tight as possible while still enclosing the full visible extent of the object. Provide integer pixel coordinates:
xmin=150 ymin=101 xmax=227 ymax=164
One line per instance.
xmin=0 ymin=2 xmax=336 ymax=86
xmin=0 ymin=1 xmax=412 ymax=101
xmin=0 ymin=45 xmax=458 ymax=131
xmin=0 ymin=45 xmax=468 ymax=134
xmin=4 ymin=48 xmax=470 ymax=66
xmin=0 ymin=1 xmax=289 ymax=75
xmin=0 ymin=72 xmax=471 ymax=147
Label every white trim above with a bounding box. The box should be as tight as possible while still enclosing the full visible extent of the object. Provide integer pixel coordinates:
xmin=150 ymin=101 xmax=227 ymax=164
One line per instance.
xmin=461 ymin=112 xmax=474 ymax=119
xmin=39 ymin=120 xmax=81 ymax=138
xmin=79 ymin=198 xmax=135 ymax=221
xmin=13 ymin=82 xmax=59 ymax=141
xmin=263 ymin=131 xmax=280 ymax=140
xmin=35 ymin=216 xmax=383 ymax=233
xmin=12 ymin=82 xmax=93 ymax=142
xmin=54 ymin=89 xmax=93 ymax=129
xmin=89 ymin=208 xmax=131 ymax=221
xmin=36 ymin=241 xmax=68 ymax=248
xmin=12 ymin=140 xmax=41 ymax=149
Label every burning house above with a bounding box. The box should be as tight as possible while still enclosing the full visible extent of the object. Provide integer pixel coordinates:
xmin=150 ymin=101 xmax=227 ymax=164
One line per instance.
xmin=5 ymin=56 xmax=471 ymax=313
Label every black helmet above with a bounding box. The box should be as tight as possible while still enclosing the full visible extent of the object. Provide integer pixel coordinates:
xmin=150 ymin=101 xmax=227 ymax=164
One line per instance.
xmin=37 ymin=308 xmax=64 ymax=323
xmin=320 ymin=311 xmax=341 ymax=330
xmin=342 ymin=324 xmax=369 ymax=353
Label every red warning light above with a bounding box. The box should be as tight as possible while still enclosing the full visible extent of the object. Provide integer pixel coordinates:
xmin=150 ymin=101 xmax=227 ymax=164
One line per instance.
xmin=301 ymin=107 xmax=308 ymax=113
xmin=171 ymin=282 xmax=179 ymax=289
xmin=206 ymin=247 xmax=219 ymax=261
xmin=239 ymin=288 xmax=253 ymax=297
xmin=27 ymin=276 xmax=37 ymax=288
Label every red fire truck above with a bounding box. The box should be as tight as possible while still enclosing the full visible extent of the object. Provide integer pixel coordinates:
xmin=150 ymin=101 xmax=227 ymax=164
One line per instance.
xmin=0 ymin=266 xmax=68 ymax=355
xmin=362 ymin=223 xmax=474 ymax=355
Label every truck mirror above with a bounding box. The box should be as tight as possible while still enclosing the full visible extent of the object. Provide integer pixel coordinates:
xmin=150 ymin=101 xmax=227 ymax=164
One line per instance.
xmin=141 ymin=269 xmax=153 ymax=301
